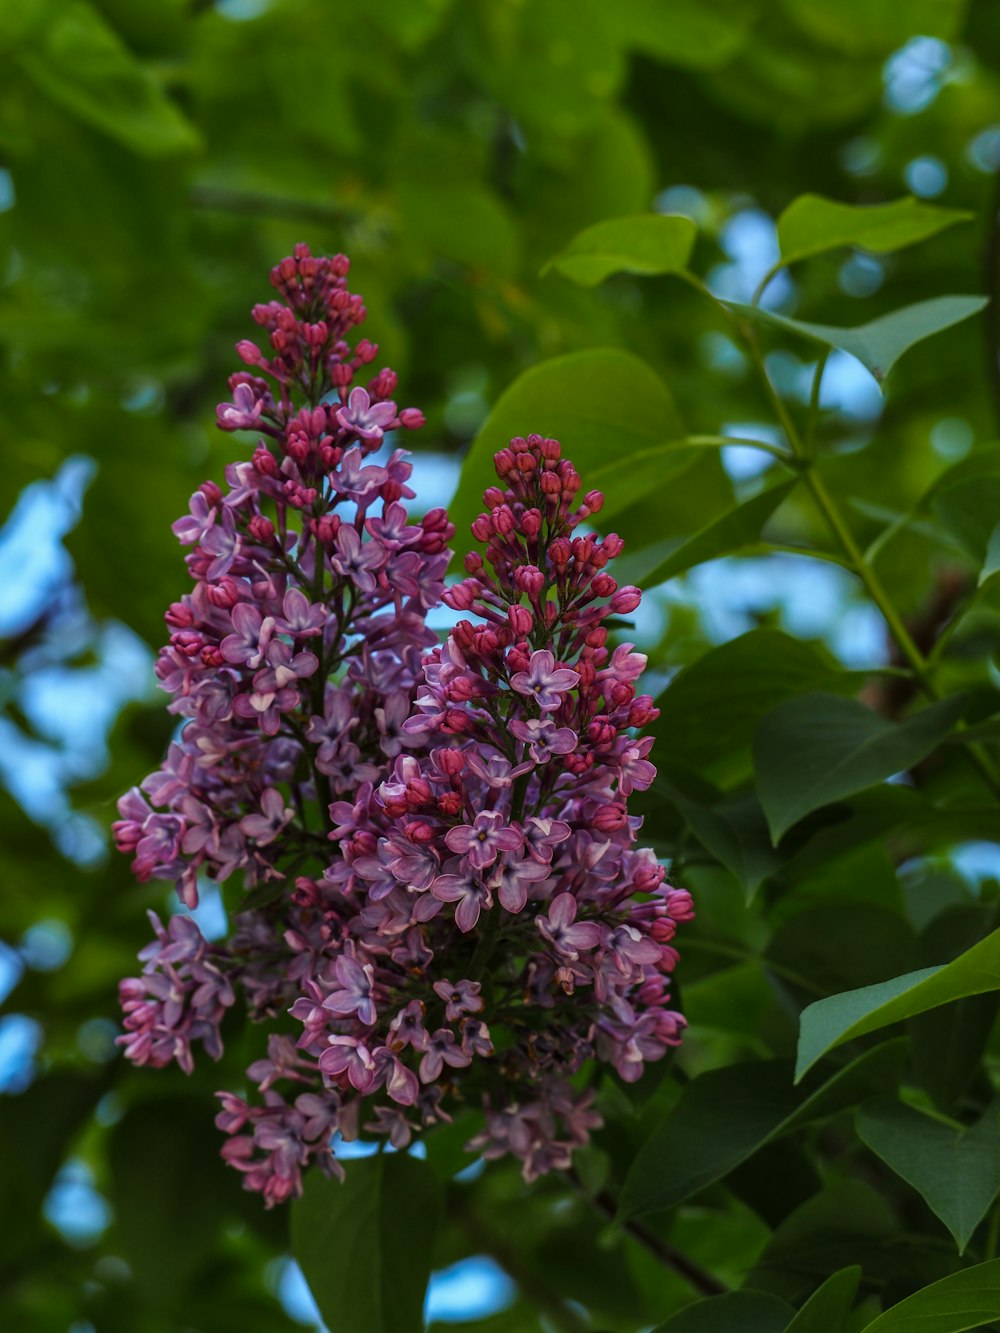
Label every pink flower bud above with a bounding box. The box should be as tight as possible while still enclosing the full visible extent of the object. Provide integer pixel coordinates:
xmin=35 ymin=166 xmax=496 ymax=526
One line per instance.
xmin=399 ymin=407 xmax=425 ymax=429
xmin=508 ymin=605 xmax=533 ymax=635
xmin=609 ymin=586 xmax=642 ymax=614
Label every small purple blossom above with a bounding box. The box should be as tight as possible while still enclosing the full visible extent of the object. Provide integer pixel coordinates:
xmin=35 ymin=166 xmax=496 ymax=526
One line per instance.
xmin=444 ymin=811 xmax=523 ymax=869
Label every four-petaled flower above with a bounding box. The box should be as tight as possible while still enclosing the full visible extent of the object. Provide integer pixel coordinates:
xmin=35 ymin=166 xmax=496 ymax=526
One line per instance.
xmin=537 ymin=893 xmax=605 ymax=961
xmin=509 ymin=650 xmax=580 ymax=712
xmin=336 ymin=386 xmax=397 ymax=442
xmin=445 ymin=811 xmax=523 ymax=869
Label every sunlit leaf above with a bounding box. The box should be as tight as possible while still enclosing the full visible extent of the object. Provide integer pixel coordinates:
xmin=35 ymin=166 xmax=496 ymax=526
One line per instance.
xmin=777 ymin=195 xmax=972 ymax=268
xmin=545 ymin=212 xmax=697 ymax=286
xmin=861 ymin=1258 xmax=1000 ymax=1332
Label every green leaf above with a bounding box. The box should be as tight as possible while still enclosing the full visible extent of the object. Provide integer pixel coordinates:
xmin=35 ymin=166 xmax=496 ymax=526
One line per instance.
xmin=619 ymin=1040 xmax=906 ymax=1220
xmin=15 ymin=1 xmax=201 ymax=156
xmin=861 ymin=1258 xmax=1000 ymax=1333
xmin=777 ymin=195 xmax=972 ymax=268
xmin=795 ymin=925 xmax=1000 ymax=1080
xmin=727 ymin=296 xmax=989 ymax=387
xmin=447 ymin=348 xmax=683 ymax=546
xmin=618 ymin=0 xmax=756 ymax=69
xmin=545 ymin=212 xmax=697 ymax=286
xmin=291 ymin=1154 xmax=443 ymax=1333
xmin=630 ymin=479 xmax=798 ymax=587
xmin=857 ymin=1099 xmax=1000 ymax=1253
xmin=651 ymin=630 xmax=848 ymax=779
xmin=784 ymin=1266 xmax=861 ymax=1333
xmin=754 ymin=692 xmax=966 ymax=843
xmin=653 ymin=1291 xmax=794 ymax=1332
xmin=667 ymin=786 xmax=782 ymax=898
xmin=979 ymin=523 xmax=1000 ymax=586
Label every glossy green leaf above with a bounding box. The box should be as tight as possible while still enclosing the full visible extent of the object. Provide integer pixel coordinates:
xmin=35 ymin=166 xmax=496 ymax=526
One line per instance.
xmin=857 ymin=1098 xmax=1000 ymax=1253
xmin=15 ymin=1 xmax=201 ymax=156
xmin=861 ymin=1258 xmax=1000 ymax=1332
xmin=796 ymin=926 xmax=1000 ymax=1080
xmin=545 ymin=212 xmax=697 ymax=286
xmin=754 ymin=692 xmax=966 ymax=843
xmin=727 ymin=296 xmax=989 ymax=387
xmin=632 ymin=478 xmax=798 ymax=587
xmin=777 ymin=195 xmax=972 ymax=268
xmin=291 ymin=1154 xmax=443 ymax=1333
xmin=653 ymin=1290 xmax=794 ymax=1332
xmin=784 ymin=1265 xmax=861 ymax=1333
xmin=668 ymin=787 xmax=781 ymax=897
xmin=447 ymin=348 xmax=683 ymax=545
xmin=619 ymin=1041 xmax=906 ymax=1220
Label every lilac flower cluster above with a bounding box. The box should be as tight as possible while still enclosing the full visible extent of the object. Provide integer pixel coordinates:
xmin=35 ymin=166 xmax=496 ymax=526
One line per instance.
xmin=115 ymin=247 xmax=691 ymax=1206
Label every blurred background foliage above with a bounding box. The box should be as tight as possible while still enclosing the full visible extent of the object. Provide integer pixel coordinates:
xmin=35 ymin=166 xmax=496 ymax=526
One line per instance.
xmin=5 ymin=0 xmax=1000 ymax=1329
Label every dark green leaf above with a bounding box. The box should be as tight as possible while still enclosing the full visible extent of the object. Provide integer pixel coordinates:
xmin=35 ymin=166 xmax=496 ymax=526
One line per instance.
xmin=291 ymin=1153 xmax=442 ymax=1333
xmin=652 ymin=630 xmax=849 ymax=779
xmin=545 ymin=212 xmax=697 ymax=286
xmin=653 ymin=1291 xmax=794 ymax=1332
xmin=857 ymin=1098 xmax=1000 ymax=1253
xmin=796 ymin=926 xmax=1000 ymax=1080
xmin=754 ymin=692 xmax=967 ymax=843
xmin=727 ymin=296 xmax=989 ymax=387
xmin=631 ymin=479 xmax=799 ymax=587
xmin=777 ymin=195 xmax=972 ymax=268
xmin=784 ymin=1265 xmax=861 ymax=1333
xmin=861 ymin=1258 xmax=1000 ymax=1333
xmin=619 ymin=1041 xmax=907 ymax=1220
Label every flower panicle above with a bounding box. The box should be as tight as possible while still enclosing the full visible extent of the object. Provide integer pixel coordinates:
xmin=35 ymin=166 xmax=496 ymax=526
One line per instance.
xmin=114 ymin=250 xmax=691 ymax=1206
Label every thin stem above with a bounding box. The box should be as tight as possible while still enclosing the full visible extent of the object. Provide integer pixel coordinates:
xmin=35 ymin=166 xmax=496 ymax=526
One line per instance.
xmin=739 ymin=330 xmax=1000 ymax=800
xmin=566 ymin=1173 xmax=727 ymax=1297
xmin=683 ymin=434 xmax=798 ymax=466
xmin=752 ymin=261 xmax=784 ymax=306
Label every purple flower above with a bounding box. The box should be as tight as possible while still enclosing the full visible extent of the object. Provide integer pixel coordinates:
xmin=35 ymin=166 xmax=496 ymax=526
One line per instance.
xmin=173 ymin=490 xmax=217 ymax=546
xmin=274 ymin=588 xmax=327 ymax=638
xmin=387 ymin=999 xmax=429 ymax=1052
xmin=444 ymin=811 xmax=523 ymax=869
xmin=509 ymin=718 xmax=578 ymax=763
xmin=509 ymin=650 xmax=579 ymax=712
xmin=319 ymin=1036 xmax=377 ymax=1093
xmin=217 ymin=381 xmax=263 ymax=431
xmin=322 ymin=956 xmax=378 ymax=1027
xmin=491 ymin=852 xmax=551 ymax=914
xmin=221 ymin=603 xmax=274 ymax=669
xmin=332 ymin=524 xmax=386 ymax=594
xmin=432 ymin=978 xmax=484 ymax=1022
xmin=536 ymin=893 xmax=604 ymax=961
xmin=419 ymin=1028 xmax=471 ymax=1083
xmin=240 ymin=788 xmax=293 ymax=846
xmin=336 ymin=386 xmax=397 ymax=442
xmin=431 ymin=871 xmax=492 ymax=933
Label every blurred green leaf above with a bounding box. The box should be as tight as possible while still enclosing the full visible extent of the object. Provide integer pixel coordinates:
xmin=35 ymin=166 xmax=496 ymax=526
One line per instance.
xmin=291 ymin=1153 xmax=442 ymax=1333
xmin=776 ymin=195 xmax=972 ymax=268
xmin=754 ymin=692 xmax=967 ymax=843
xmin=618 ymin=0 xmax=757 ymax=69
xmin=448 ymin=348 xmax=683 ymax=545
xmin=796 ymin=926 xmax=1000 ymax=1080
xmin=861 ymin=1258 xmax=1000 ymax=1332
xmin=857 ymin=1098 xmax=1000 ymax=1253
xmin=727 ymin=296 xmax=989 ymax=387
xmin=15 ymin=1 xmax=201 ymax=156
xmin=545 ymin=212 xmax=697 ymax=286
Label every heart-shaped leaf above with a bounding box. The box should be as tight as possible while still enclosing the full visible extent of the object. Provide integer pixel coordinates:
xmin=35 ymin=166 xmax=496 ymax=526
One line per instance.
xmin=857 ymin=1098 xmax=1000 ymax=1253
